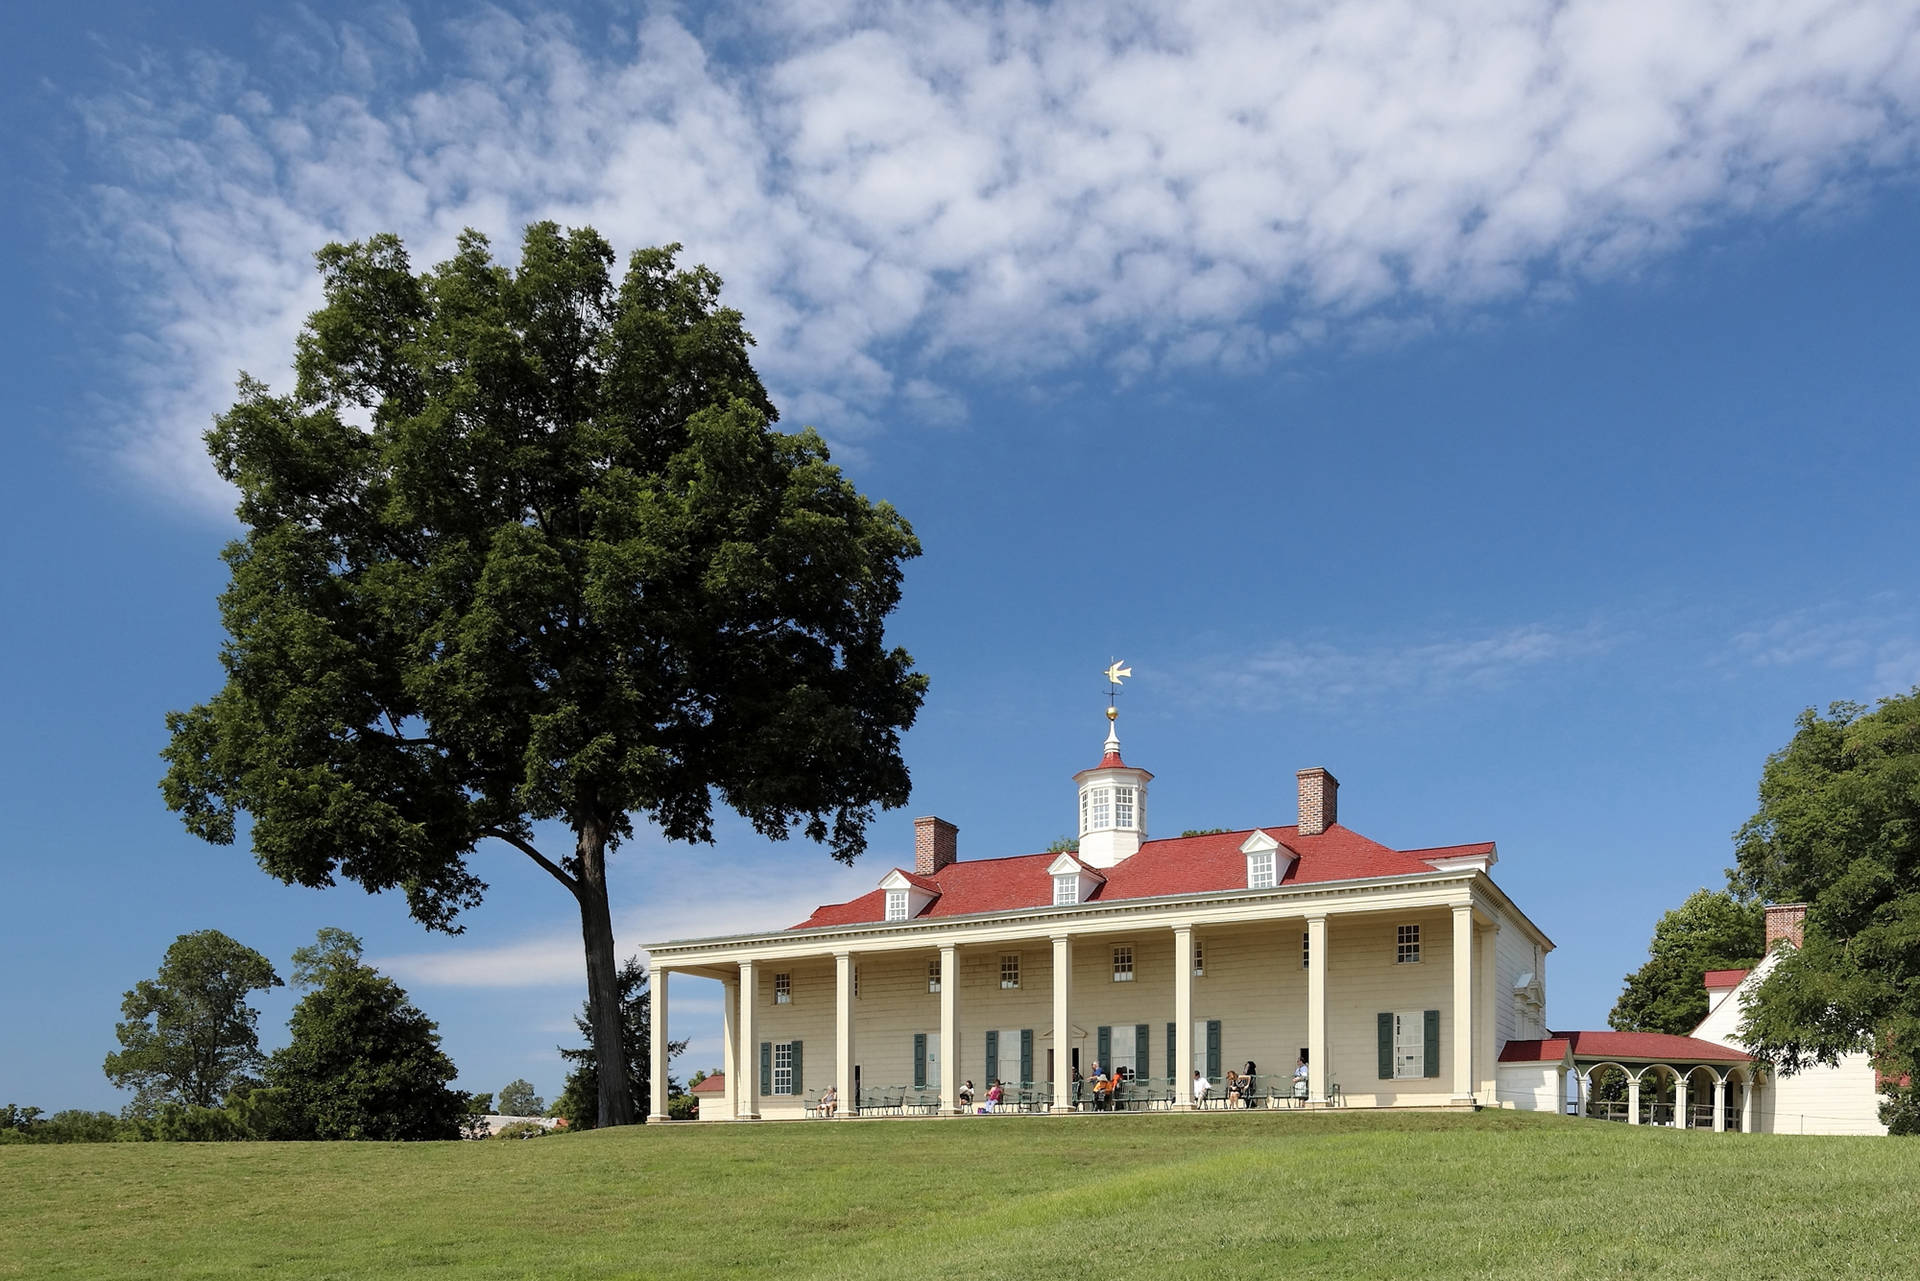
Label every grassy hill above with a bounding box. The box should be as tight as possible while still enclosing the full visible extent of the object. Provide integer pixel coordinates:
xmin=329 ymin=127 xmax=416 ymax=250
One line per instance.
xmin=2 ymin=1110 xmax=1910 ymax=1279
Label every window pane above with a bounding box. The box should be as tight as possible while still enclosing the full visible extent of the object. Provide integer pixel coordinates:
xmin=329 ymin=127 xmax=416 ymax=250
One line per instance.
xmin=1001 ymin=953 xmax=1021 ymax=989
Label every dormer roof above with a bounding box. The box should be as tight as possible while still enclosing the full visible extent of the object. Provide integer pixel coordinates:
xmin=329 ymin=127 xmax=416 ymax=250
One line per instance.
xmin=1046 ymin=851 xmax=1107 ymax=881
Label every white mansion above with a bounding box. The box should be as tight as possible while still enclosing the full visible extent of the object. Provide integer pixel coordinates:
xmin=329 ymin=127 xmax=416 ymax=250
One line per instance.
xmin=645 ymin=709 xmax=1558 ymax=1119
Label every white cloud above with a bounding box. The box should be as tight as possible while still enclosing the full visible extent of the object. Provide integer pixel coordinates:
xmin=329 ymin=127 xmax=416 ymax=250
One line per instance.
xmin=376 ymin=857 xmax=876 ymax=989
xmin=1177 ymin=621 xmax=1618 ymax=711
xmin=70 ymin=0 xmax=1920 ymax=509
xmin=1727 ymin=598 xmax=1920 ymax=696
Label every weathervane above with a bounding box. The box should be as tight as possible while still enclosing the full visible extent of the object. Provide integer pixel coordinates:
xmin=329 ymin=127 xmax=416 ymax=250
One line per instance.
xmin=1102 ymin=659 xmax=1132 ymax=723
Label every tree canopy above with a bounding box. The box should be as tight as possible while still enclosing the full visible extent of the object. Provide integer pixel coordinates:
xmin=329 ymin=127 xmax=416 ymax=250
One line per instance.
xmin=102 ymin=930 xmax=282 ymax=1113
xmin=162 ymin=223 xmax=927 ymax=1125
xmin=497 ymin=1079 xmax=543 ymax=1117
xmin=1732 ymin=693 xmax=1920 ymax=1131
xmin=1608 ymin=889 xmax=1765 ymax=1036
xmin=264 ymin=930 xmax=466 ymax=1140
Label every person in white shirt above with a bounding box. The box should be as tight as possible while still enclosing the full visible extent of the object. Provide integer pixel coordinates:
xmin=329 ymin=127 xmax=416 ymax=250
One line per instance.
xmin=1193 ymin=1069 xmax=1211 ymax=1105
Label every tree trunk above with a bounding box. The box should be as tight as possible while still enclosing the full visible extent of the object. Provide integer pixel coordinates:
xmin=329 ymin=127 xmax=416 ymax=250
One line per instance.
xmin=575 ymin=819 xmax=636 ymax=1128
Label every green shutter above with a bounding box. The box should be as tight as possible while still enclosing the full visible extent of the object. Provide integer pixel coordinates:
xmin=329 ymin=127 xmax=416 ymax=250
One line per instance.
xmin=789 ymin=1040 xmax=803 ymax=1096
xmin=1097 ymin=1025 xmax=1111 ymax=1069
xmin=1377 ymin=1014 xmax=1393 ymax=1080
xmin=1166 ymin=1022 xmax=1176 ymax=1081
xmin=1135 ymin=1024 xmax=1150 ymax=1080
xmin=913 ymin=1033 xmax=927 ymax=1088
xmin=1423 ymin=1010 xmax=1441 ymax=1079
xmin=985 ymin=1029 xmax=999 ymax=1083
xmin=1020 ymin=1030 xmax=1034 ymax=1086
xmin=1206 ymin=1020 xmax=1222 ymax=1080
xmin=760 ymin=1042 xmax=772 ymax=1096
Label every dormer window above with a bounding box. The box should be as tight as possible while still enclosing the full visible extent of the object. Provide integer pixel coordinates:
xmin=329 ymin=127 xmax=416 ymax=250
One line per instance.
xmin=1054 ymin=875 xmax=1079 ymax=906
xmin=1239 ymin=830 xmax=1290 ymax=891
xmin=885 ymin=889 xmax=909 ymax=922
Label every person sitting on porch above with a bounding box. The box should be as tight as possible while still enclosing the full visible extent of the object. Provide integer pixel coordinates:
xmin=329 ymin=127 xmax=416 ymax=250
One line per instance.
xmin=1224 ymin=1070 xmax=1242 ymax=1105
xmin=820 ymin=1085 xmax=837 ymax=1118
xmin=1292 ymin=1056 xmax=1310 ymax=1103
xmin=1093 ymin=1071 xmax=1113 ymax=1111
xmin=1193 ymin=1070 xmax=1210 ymax=1105
xmin=985 ymin=1080 xmax=1003 ymax=1113
xmin=959 ymin=1080 xmax=975 ymax=1109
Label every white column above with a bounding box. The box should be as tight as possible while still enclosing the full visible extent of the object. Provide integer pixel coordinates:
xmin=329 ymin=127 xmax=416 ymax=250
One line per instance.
xmin=1576 ymin=1069 xmax=1588 ymax=1119
xmin=1627 ymin=1071 xmax=1641 ymax=1125
xmin=1051 ymin=934 xmax=1074 ymax=1112
xmin=737 ymin=960 xmax=759 ymax=1120
xmin=835 ymin=951 xmax=855 ymax=1119
xmin=1477 ymin=922 xmax=1498 ymax=1099
xmin=1742 ymin=1074 xmax=1757 ymax=1133
xmin=1306 ymin=913 xmax=1329 ymax=1104
xmin=1713 ymin=1075 xmax=1726 ymax=1133
xmin=939 ymin=943 xmax=960 ymax=1114
xmin=720 ymin=978 xmax=737 ymax=1119
xmin=1451 ymin=903 xmax=1475 ymax=1103
xmin=1172 ymin=924 xmax=1195 ymax=1108
xmin=648 ymin=967 xmax=671 ymax=1121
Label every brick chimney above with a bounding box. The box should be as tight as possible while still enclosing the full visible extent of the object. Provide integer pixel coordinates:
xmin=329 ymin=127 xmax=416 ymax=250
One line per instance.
xmin=914 ymin=816 xmax=958 ymax=876
xmin=1296 ymin=768 xmax=1338 ymax=836
xmin=1765 ymin=903 xmax=1807 ymax=952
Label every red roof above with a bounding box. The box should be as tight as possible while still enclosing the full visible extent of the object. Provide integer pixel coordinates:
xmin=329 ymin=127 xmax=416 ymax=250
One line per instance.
xmin=1498 ymin=1038 xmax=1571 ymax=1063
xmin=690 ymin=1073 xmax=726 ymax=1094
xmin=1703 ymin=969 xmax=1749 ymax=989
xmin=792 ymin=824 xmax=1466 ymax=929
xmin=1553 ymin=1031 xmax=1751 ymax=1063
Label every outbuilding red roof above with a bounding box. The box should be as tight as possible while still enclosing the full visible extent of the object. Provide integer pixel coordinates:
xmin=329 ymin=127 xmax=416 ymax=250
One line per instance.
xmin=792 ymin=824 xmax=1471 ymax=929
xmin=1498 ymin=1038 xmax=1571 ymax=1064
xmin=690 ymin=1073 xmax=726 ymax=1094
xmin=1702 ymin=969 xmax=1750 ymax=989
xmin=1554 ymin=1030 xmax=1751 ymax=1063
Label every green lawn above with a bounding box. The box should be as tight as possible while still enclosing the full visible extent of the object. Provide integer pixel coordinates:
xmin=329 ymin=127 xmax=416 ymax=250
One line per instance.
xmin=2 ymin=1110 xmax=1911 ymax=1279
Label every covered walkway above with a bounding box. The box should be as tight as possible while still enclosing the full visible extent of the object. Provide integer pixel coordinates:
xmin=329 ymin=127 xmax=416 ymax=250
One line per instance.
xmin=1500 ymin=1031 xmax=1757 ymax=1131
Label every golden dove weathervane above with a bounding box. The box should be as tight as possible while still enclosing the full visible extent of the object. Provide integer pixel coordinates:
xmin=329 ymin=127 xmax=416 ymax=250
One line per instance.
xmin=1102 ymin=660 xmax=1132 ymax=723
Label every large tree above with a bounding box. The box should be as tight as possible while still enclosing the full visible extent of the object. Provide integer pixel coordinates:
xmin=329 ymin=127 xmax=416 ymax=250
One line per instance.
xmin=102 ymin=930 xmax=282 ymax=1113
xmin=553 ymin=955 xmax=685 ymax=1129
xmin=1608 ymin=889 xmax=1765 ymax=1036
xmin=162 ymin=223 xmax=926 ymax=1126
xmin=264 ymin=929 xmax=466 ymax=1140
xmin=1732 ymin=693 xmax=1920 ymax=1132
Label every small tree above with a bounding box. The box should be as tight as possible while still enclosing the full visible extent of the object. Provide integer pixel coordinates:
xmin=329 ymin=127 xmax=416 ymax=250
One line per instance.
xmin=1608 ymin=889 xmax=1765 ymax=1035
xmin=103 ymin=930 xmax=282 ymax=1113
xmin=264 ymin=930 xmax=466 ymax=1140
xmin=497 ymin=1079 xmax=544 ymax=1117
xmin=554 ymin=956 xmax=685 ymax=1128
xmin=161 ymin=224 xmax=927 ymax=1127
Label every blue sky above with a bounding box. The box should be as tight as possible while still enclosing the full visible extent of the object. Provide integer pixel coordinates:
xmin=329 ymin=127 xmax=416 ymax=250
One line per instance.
xmin=4 ymin=0 xmax=1918 ymax=1113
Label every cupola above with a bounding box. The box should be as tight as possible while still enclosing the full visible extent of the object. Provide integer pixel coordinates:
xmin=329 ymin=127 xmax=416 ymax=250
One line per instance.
xmin=1072 ymin=700 xmax=1153 ymax=868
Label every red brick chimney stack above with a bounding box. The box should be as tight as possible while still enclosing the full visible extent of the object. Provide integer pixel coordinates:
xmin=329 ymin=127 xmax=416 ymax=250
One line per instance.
xmin=914 ymin=816 xmax=959 ymax=876
xmin=1765 ymin=903 xmax=1807 ymax=951
xmin=1297 ymin=768 xmax=1338 ymax=837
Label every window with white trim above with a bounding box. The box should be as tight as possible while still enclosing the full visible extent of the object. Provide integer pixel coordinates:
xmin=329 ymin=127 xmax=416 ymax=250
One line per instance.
xmin=1054 ymin=875 xmax=1078 ymax=906
xmin=1110 ymin=1025 xmax=1140 ymax=1080
xmin=773 ymin=1040 xmax=795 ymax=1094
xmin=1112 ymin=944 xmax=1134 ymax=982
xmin=1392 ymin=1011 xmax=1424 ymax=1078
xmin=1248 ymin=850 xmax=1277 ymax=889
xmin=1114 ymin=785 xmax=1135 ymax=828
xmin=1193 ymin=938 xmax=1205 ymax=977
xmin=1086 ymin=787 xmax=1112 ymax=831
xmin=1000 ymin=953 xmax=1021 ymax=990
xmin=927 ymin=959 xmax=941 ymax=993
xmin=1302 ymin=930 xmax=1311 ymax=970
xmin=885 ymin=889 xmax=909 ymax=922
xmin=774 ymin=972 xmax=791 ymax=1004
xmin=1396 ymin=924 xmax=1421 ymax=964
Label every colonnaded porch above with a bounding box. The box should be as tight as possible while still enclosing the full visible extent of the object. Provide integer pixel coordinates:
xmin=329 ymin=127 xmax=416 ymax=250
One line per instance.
xmin=1574 ymin=1058 xmax=1760 ymax=1132
xmin=647 ymin=893 xmax=1518 ymax=1121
